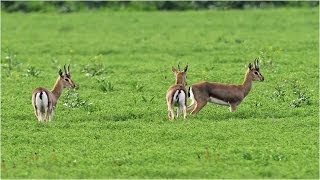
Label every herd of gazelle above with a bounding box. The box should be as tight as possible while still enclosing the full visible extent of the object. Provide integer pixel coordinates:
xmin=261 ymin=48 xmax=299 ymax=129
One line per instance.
xmin=32 ymin=59 xmax=264 ymax=122
xmin=166 ymin=58 xmax=264 ymax=120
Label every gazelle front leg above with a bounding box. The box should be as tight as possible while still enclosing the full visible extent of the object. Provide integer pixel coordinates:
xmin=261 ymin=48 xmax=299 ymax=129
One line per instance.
xmin=229 ymin=103 xmax=237 ymax=112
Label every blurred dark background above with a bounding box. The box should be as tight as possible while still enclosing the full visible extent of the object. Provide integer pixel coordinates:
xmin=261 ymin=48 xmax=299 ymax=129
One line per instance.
xmin=1 ymin=1 xmax=319 ymax=13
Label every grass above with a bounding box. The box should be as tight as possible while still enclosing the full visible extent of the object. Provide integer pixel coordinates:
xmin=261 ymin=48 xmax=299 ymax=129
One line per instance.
xmin=1 ymin=8 xmax=319 ymax=178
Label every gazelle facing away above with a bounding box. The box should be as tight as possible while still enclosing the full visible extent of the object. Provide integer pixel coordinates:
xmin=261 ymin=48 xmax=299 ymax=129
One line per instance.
xmin=166 ymin=64 xmax=188 ymax=120
xmin=188 ymin=59 xmax=264 ymax=114
xmin=32 ymin=65 xmax=76 ymax=122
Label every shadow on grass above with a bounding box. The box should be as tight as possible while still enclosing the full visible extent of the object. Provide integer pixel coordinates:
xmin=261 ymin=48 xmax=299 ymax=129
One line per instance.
xmin=189 ymin=107 xmax=309 ymax=121
xmin=102 ymin=112 xmax=144 ymax=121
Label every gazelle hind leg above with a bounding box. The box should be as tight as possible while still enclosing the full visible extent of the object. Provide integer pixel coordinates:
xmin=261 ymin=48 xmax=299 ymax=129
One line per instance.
xmin=48 ymin=109 xmax=54 ymax=122
xmin=34 ymin=106 xmax=39 ymax=118
xmin=182 ymin=105 xmax=187 ymax=119
xmin=45 ymin=107 xmax=49 ymax=122
xmin=169 ymin=108 xmax=175 ymax=120
xmin=191 ymin=100 xmax=207 ymax=114
xmin=37 ymin=111 xmax=45 ymax=122
xmin=187 ymin=103 xmax=196 ymax=113
xmin=167 ymin=102 xmax=175 ymax=120
xmin=176 ymin=107 xmax=180 ymax=118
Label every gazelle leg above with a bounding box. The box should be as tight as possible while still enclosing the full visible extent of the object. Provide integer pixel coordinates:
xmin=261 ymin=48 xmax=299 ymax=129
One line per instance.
xmin=176 ymin=107 xmax=180 ymax=118
xmin=191 ymin=100 xmax=207 ymax=114
xmin=169 ymin=108 xmax=175 ymax=120
xmin=167 ymin=102 xmax=175 ymax=120
xmin=38 ymin=112 xmax=45 ymax=122
xmin=45 ymin=107 xmax=50 ymax=122
xmin=34 ymin=106 xmax=38 ymax=117
xmin=187 ymin=103 xmax=196 ymax=113
xmin=183 ymin=105 xmax=187 ymax=119
xmin=229 ymin=103 xmax=237 ymax=112
xmin=48 ymin=109 xmax=54 ymax=122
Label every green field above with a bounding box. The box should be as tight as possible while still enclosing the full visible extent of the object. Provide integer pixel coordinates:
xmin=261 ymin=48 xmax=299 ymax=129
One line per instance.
xmin=1 ymin=8 xmax=319 ymax=178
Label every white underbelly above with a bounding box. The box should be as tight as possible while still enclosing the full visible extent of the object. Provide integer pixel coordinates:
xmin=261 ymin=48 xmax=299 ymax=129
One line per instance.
xmin=209 ymin=97 xmax=229 ymax=106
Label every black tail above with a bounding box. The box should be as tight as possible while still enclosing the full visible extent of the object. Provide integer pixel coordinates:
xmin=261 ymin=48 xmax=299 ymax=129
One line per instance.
xmin=176 ymin=89 xmax=181 ymax=102
xmin=172 ymin=89 xmax=182 ymax=103
xmin=188 ymin=86 xmax=191 ymax=98
xmin=39 ymin=92 xmax=43 ymax=100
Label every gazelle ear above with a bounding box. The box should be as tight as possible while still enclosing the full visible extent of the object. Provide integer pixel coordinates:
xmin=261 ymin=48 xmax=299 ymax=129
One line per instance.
xmin=184 ymin=65 xmax=188 ymax=72
xmin=172 ymin=66 xmax=177 ymax=73
xmin=59 ymin=69 xmax=63 ymax=77
xmin=248 ymin=63 xmax=253 ymax=70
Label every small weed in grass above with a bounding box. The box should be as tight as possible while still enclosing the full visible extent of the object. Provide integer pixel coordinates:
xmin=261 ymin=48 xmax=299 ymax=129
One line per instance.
xmin=1 ymin=49 xmax=22 ymax=76
xmin=259 ymin=46 xmax=282 ymax=62
xmin=24 ymin=66 xmax=41 ymax=77
xmin=272 ymin=79 xmax=311 ymax=108
xmin=141 ymin=95 xmax=155 ymax=103
xmin=63 ymin=89 xmax=94 ymax=113
xmin=272 ymin=83 xmax=286 ymax=102
xmin=133 ymin=82 xmax=145 ymax=92
xmin=81 ymin=56 xmax=107 ymax=77
xmin=289 ymin=80 xmax=311 ymax=108
xmin=242 ymin=152 xmax=253 ymax=160
xmin=96 ymin=77 xmax=114 ymax=92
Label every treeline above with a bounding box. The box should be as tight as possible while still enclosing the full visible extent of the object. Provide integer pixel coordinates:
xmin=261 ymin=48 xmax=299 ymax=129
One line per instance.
xmin=2 ymin=1 xmax=319 ymax=13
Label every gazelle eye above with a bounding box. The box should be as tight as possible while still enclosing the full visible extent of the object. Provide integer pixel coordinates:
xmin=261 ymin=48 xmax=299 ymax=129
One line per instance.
xmin=65 ymin=78 xmax=69 ymax=82
xmin=254 ymin=72 xmax=258 ymax=75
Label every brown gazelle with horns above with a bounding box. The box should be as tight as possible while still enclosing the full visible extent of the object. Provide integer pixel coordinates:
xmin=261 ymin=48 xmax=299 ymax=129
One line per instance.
xmin=188 ymin=59 xmax=264 ymax=114
xmin=166 ymin=64 xmax=188 ymax=120
xmin=32 ymin=65 xmax=76 ymax=122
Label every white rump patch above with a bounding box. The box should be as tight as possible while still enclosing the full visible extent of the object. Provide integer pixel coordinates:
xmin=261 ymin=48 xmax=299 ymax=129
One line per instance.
xmin=173 ymin=90 xmax=186 ymax=106
xmin=189 ymin=86 xmax=195 ymax=104
xmin=35 ymin=91 xmax=49 ymax=113
xmin=209 ymin=97 xmax=229 ymax=106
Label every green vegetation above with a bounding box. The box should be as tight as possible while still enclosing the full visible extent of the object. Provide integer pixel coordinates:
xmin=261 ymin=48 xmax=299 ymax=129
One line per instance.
xmin=2 ymin=1 xmax=318 ymax=13
xmin=1 ymin=8 xmax=318 ymax=178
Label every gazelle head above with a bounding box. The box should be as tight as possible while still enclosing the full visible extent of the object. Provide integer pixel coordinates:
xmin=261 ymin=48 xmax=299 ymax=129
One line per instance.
xmin=248 ymin=58 xmax=264 ymax=81
xmin=172 ymin=64 xmax=188 ymax=86
xmin=59 ymin=64 xmax=76 ymax=88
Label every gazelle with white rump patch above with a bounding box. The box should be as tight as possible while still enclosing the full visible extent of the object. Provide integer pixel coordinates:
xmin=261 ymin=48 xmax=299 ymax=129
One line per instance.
xmin=166 ymin=64 xmax=188 ymax=120
xmin=188 ymin=59 xmax=264 ymax=114
xmin=32 ymin=65 xmax=76 ymax=122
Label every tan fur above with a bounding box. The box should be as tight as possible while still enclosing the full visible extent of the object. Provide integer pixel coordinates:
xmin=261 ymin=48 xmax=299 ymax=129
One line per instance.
xmin=32 ymin=65 xmax=76 ymax=122
xmin=188 ymin=59 xmax=264 ymax=114
xmin=166 ymin=65 xmax=188 ymax=120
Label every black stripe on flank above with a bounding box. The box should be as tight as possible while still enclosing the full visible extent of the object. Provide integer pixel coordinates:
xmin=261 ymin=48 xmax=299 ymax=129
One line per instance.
xmin=188 ymin=86 xmax=191 ymax=97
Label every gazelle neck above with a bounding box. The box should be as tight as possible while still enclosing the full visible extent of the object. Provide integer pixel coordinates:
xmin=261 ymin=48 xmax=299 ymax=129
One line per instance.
xmin=51 ymin=77 xmax=64 ymax=100
xmin=175 ymin=77 xmax=186 ymax=86
xmin=242 ymin=70 xmax=253 ymax=97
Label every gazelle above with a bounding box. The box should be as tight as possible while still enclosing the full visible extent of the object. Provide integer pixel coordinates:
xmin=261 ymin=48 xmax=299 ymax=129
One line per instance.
xmin=32 ymin=65 xmax=76 ymax=122
xmin=188 ymin=59 xmax=264 ymax=114
xmin=166 ymin=64 xmax=188 ymax=120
